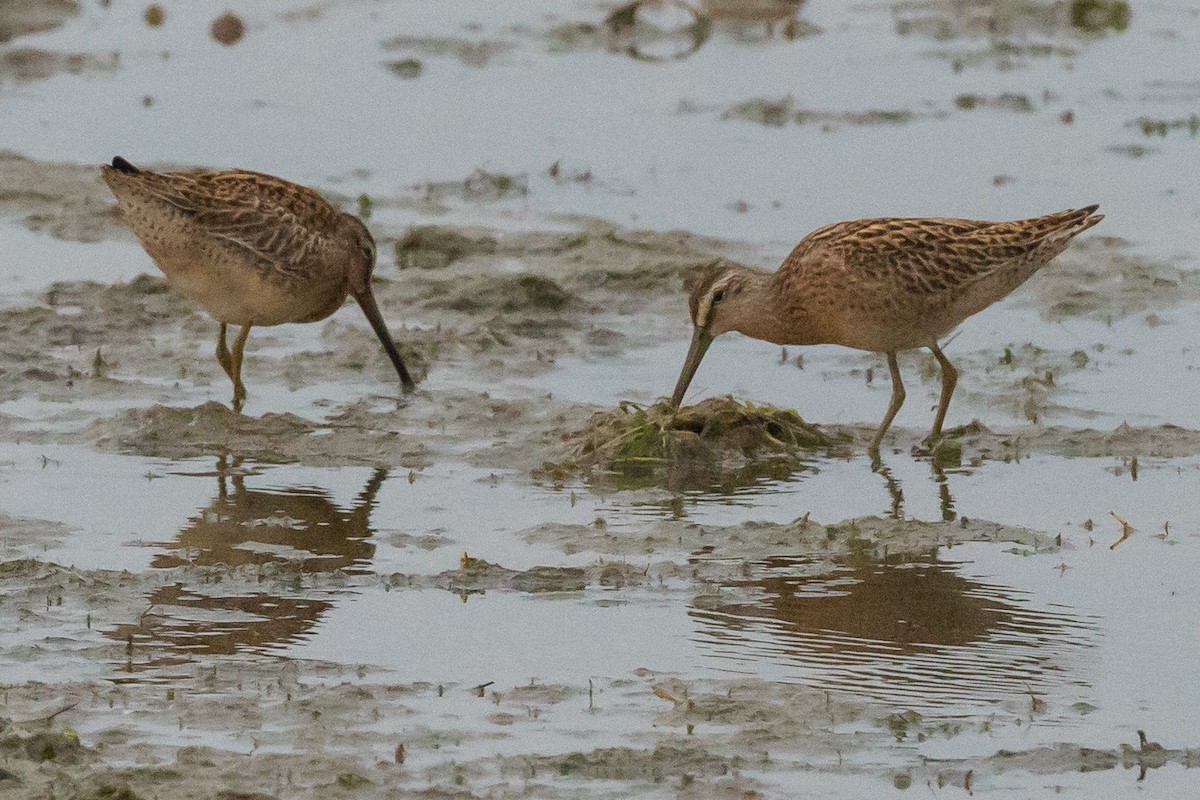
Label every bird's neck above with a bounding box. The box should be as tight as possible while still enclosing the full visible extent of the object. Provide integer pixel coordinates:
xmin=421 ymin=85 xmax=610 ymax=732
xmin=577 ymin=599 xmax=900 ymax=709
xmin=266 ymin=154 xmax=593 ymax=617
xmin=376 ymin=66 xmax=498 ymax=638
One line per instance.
xmin=729 ymin=269 xmax=808 ymax=345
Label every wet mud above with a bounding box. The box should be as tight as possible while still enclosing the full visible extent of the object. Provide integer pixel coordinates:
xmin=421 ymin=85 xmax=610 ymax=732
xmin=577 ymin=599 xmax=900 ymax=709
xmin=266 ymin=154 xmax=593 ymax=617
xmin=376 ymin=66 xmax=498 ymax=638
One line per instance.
xmin=0 ymin=151 xmax=126 ymax=243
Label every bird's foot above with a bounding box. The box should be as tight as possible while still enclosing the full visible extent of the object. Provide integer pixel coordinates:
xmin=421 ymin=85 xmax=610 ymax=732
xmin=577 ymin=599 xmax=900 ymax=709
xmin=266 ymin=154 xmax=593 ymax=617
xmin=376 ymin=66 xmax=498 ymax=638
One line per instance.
xmin=916 ymin=430 xmax=965 ymax=467
xmin=231 ymin=383 xmax=247 ymax=414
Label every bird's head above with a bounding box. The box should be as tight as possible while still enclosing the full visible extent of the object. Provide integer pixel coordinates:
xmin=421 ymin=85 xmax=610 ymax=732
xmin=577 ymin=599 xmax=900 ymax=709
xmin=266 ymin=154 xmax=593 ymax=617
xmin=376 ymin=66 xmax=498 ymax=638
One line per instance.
xmin=340 ymin=212 xmax=377 ymax=295
xmin=671 ymin=259 xmax=756 ymax=407
xmin=340 ymin=213 xmax=416 ymax=394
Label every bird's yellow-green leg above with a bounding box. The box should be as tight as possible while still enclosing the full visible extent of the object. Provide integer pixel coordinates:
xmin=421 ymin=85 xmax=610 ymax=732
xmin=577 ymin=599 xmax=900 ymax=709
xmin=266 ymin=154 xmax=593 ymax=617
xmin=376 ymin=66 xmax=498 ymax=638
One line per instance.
xmin=228 ymin=324 xmax=252 ymax=411
xmin=928 ymin=342 xmax=958 ymax=443
xmin=870 ymin=351 xmax=906 ymax=455
xmin=216 ymin=323 xmax=234 ymax=381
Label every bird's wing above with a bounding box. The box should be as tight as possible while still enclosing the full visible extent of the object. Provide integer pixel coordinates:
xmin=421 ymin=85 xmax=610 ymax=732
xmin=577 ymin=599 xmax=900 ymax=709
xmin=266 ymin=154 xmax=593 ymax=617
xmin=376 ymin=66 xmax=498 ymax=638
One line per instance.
xmin=132 ymin=169 xmax=341 ymax=274
xmin=787 ymin=206 xmax=1101 ymax=296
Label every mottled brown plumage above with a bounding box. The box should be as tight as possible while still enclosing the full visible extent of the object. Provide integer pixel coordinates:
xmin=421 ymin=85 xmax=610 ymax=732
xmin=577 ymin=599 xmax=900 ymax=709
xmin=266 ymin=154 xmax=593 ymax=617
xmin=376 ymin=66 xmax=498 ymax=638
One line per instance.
xmin=672 ymin=206 xmax=1103 ymax=453
xmin=101 ymin=157 xmax=415 ymax=409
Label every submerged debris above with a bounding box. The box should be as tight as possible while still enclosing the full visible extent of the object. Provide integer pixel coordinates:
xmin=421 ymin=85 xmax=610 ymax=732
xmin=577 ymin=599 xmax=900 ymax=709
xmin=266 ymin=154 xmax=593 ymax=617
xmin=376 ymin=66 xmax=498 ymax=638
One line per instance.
xmin=210 ymin=11 xmax=245 ymax=46
xmin=576 ymin=397 xmax=825 ymax=461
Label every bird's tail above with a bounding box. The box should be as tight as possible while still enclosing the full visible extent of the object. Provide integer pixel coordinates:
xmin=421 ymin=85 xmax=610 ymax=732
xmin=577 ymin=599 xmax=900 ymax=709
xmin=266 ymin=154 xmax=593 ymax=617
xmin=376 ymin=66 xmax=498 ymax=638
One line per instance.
xmin=1042 ymin=204 xmax=1103 ymax=242
xmin=108 ymin=156 xmax=140 ymax=175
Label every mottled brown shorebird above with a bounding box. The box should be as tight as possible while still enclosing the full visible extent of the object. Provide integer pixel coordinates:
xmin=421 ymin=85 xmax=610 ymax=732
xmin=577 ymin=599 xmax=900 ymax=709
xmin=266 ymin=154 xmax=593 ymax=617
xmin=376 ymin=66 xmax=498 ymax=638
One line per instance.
xmin=101 ymin=156 xmax=415 ymax=410
xmin=671 ymin=206 xmax=1103 ymax=452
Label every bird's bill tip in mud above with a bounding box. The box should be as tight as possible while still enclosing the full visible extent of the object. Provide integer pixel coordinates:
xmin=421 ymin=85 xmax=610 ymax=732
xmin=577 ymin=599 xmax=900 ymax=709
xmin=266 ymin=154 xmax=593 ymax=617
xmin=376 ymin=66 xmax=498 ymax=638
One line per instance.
xmin=670 ymin=327 xmax=712 ymax=408
xmin=353 ymin=286 xmax=416 ymax=394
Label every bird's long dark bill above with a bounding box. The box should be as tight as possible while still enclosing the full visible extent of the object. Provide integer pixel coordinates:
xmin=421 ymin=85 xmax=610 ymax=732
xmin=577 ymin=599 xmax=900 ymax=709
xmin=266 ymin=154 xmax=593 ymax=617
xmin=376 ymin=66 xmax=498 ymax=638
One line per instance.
xmin=354 ymin=286 xmax=416 ymax=394
xmin=670 ymin=327 xmax=712 ymax=408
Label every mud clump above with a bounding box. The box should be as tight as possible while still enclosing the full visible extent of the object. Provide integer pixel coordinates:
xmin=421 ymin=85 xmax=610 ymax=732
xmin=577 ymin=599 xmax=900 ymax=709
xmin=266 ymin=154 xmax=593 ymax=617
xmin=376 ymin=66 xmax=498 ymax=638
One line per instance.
xmin=0 ymin=0 xmax=78 ymax=43
xmin=576 ymin=397 xmax=826 ymax=460
xmin=385 ymin=58 xmax=422 ymax=79
xmin=393 ymin=225 xmax=589 ymax=270
xmin=722 ymin=96 xmax=919 ymax=129
xmin=1070 ymin=0 xmax=1131 ymax=33
xmin=0 ymin=728 xmax=83 ymax=763
xmin=427 ymin=554 xmax=589 ymax=594
xmin=394 ymin=226 xmax=498 ymax=269
xmin=954 ymin=92 xmax=1034 ymax=112
xmin=427 ymin=274 xmax=577 ymax=314
xmin=381 ymin=34 xmax=515 ymax=67
xmin=549 ymin=397 xmax=831 ymax=491
xmin=210 ymin=11 xmax=245 ymax=46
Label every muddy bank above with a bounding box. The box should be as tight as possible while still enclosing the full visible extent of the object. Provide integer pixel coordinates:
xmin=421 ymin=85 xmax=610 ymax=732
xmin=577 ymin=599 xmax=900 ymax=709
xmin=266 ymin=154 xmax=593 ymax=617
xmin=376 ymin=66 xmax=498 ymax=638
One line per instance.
xmin=0 ymin=151 xmax=126 ymax=243
xmin=1024 ymin=236 xmax=1200 ymax=321
xmin=0 ymin=0 xmax=77 ymax=44
xmin=0 ymin=47 xmax=118 ymax=85
xmin=517 ymin=513 xmax=1054 ymax=562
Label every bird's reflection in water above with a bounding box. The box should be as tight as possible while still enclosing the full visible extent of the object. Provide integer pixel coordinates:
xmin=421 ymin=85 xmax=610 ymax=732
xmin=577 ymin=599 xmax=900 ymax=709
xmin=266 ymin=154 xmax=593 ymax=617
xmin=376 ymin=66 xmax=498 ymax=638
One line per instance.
xmin=604 ymin=0 xmax=813 ymax=63
xmin=691 ymin=550 xmax=1096 ymax=707
xmin=699 ymin=0 xmax=812 ymax=41
xmin=110 ymin=584 xmax=333 ymax=661
xmin=872 ymin=454 xmax=960 ymax=522
xmin=152 ymin=457 xmax=387 ymax=572
xmin=107 ymin=458 xmax=389 ymax=679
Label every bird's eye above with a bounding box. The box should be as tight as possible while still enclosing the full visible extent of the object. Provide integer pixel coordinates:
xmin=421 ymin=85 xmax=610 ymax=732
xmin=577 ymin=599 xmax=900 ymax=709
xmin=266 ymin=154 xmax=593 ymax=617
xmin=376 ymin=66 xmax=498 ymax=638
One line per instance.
xmin=712 ymin=290 xmax=725 ymax=303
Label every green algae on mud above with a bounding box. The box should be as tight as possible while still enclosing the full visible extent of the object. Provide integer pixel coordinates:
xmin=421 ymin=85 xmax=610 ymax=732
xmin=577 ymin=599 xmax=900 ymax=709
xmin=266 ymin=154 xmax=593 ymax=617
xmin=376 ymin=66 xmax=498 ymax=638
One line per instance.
xmin=538 ymin=396 xmax=840 ymax=492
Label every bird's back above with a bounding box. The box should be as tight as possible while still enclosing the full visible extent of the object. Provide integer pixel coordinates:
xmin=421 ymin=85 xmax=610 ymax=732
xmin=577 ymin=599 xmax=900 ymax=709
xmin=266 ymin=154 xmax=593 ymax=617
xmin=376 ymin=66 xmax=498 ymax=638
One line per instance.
xmin=776 ymin=206 xmax=1102 ymax=350
xmin=101 ymin=158 xmax=353 ymax=326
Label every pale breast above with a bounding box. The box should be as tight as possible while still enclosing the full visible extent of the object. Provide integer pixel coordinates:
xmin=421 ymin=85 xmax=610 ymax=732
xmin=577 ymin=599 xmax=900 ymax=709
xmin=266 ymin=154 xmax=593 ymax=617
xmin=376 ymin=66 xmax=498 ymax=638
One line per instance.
xmin=116 ymin=193 xmax=347 ymax=327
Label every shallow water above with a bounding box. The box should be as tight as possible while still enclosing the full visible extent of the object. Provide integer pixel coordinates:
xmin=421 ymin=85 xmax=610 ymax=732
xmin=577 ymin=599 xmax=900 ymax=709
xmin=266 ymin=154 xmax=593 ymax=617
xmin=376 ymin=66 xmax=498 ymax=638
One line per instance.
xmin=6 ymin=439 xmax=1199 ymax=749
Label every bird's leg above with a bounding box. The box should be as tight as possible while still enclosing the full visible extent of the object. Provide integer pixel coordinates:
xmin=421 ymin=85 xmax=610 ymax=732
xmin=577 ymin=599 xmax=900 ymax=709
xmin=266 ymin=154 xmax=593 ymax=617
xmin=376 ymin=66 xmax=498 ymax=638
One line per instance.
xmin=216 ymin=323 xmax=234 ymax=381
xmin=871 ymin=458 xmax=904 ymax=518
xmin=930 ymin=459 xmax=956 ymax=522
xmin=228 ymin=324 xmax=252 ymax=412
xmin=928 ymin=343 xmax=958 ymax=443
xmin=870 ymin=351 xmax=905 ymax=455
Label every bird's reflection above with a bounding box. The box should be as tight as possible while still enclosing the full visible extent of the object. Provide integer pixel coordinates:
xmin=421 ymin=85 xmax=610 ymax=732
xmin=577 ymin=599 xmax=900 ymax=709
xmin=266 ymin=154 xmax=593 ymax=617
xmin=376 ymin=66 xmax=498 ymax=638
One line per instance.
xmin=151 ymin=457 xmax=387 ymax=572
xmin=107 ymin=458 xmax=389 ymax=677
xmin=871 ymin=454 xmax=959 ymax=521
xmin=603 ymin=0 xmax=812 ymax=62
xmin=109 ymin=584 xmax=333 ymax=663
xmin=698 ymin=0 xmax=812 ymax=41
xmin=692 ymin=551 xmax=1095 ymax=706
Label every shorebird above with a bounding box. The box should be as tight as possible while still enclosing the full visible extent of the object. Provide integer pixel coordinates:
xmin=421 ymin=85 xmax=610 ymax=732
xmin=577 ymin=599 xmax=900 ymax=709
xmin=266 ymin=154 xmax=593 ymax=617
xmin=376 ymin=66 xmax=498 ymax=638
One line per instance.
xmin=671 ymin=206 xmax=1103 ymax=453
xmin=101 ymin=157 xmax=415 ymax=410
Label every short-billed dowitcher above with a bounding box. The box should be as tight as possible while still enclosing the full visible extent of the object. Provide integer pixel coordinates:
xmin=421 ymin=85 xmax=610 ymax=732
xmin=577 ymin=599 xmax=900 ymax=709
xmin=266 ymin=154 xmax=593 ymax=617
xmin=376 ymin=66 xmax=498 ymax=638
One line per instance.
xmin=671 ymin=206 xmax=1103 ymax=452
xmin=101 ymin=157 xmax=415 ymax=409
